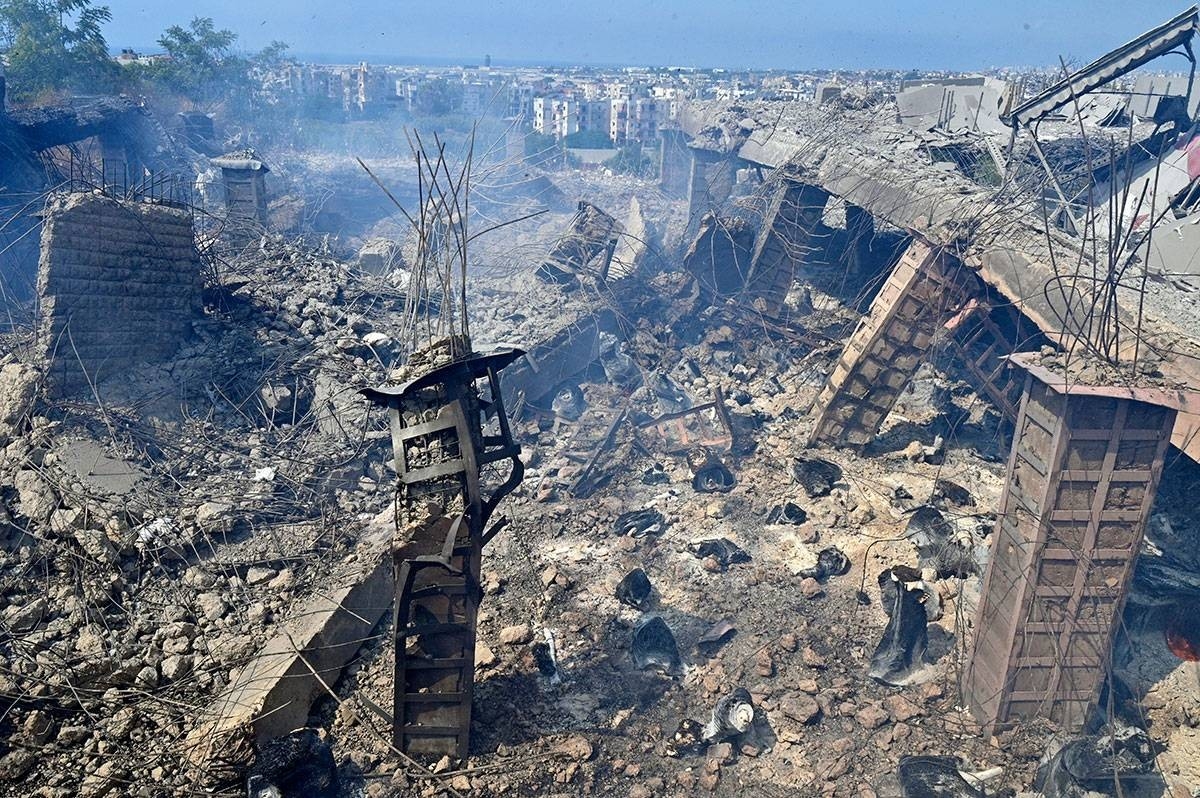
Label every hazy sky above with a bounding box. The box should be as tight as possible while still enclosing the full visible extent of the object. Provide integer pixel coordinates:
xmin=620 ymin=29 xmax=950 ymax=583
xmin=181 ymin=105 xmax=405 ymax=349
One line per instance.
xmin=100 ymin=1 xmax=1197 ymax=71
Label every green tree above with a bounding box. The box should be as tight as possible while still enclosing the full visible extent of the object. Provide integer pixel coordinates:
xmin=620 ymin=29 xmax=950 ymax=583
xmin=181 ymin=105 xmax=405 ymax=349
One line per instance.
xmin=0 ymin=0 xmax=120 ymax=102
xmin=413 ymin=77 xmax=462 ymax=116
xmin=563 ymin=129 xmax=613 ymax=149
xmin=134 ymin=17 xmax=245 ymax=108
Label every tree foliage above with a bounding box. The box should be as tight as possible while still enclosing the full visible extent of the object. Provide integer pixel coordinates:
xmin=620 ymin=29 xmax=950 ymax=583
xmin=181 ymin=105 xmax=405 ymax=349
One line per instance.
xmin=127 ymin=17 xmax=243 ymax=108
xmin=563 ymin=129 xmax=614 ymax=149
xmin=0 ymin=0 xmax=120 ymax=102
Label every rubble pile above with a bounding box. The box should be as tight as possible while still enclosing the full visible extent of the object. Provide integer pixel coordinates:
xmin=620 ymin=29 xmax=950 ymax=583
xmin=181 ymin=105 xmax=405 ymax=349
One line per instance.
xmin=5 ymin=71 xmax=1200 ymax=797
xmin=0 ymin=232 xmax=419 ymax=795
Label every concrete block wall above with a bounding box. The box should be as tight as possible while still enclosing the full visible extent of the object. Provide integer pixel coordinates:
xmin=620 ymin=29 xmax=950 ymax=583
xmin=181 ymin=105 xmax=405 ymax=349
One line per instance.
xmin=37 ymin=192 xmax=202 ymax=396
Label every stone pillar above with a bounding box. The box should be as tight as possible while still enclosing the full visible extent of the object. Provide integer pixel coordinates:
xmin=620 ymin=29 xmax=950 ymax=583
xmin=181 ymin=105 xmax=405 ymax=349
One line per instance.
xmin=744 ymin=179 xmax=829 ymax=316
xmin=684 ymin=147 xmax=737 ymax=246
xmin=807 ymin=237 xmax=978 ymax=447
xmin=212 ymin=150 xmax=270 ymax=228
xmin=659 ymin=127 xmax=691 ymax=199
xmin=964 ymin=355 xmax=1183 ymax=732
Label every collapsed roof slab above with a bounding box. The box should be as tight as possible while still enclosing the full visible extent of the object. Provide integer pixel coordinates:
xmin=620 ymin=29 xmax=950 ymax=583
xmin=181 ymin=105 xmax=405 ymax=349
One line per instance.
xmin=679 ymin=102 xmax=1200 ymax=462
xmin=1005 ymin=5 xmax=1199 ymax=129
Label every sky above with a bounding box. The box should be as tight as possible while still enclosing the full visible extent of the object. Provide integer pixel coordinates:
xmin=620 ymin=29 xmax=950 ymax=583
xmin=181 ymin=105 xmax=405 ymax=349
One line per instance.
xmin=99 ymin=0 xmax=1200 ymax=72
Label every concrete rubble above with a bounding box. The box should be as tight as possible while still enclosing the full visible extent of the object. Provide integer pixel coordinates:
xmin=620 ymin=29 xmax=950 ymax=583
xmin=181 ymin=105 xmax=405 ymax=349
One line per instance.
xmin=4 ymin=9 xmax=1200 ymax=798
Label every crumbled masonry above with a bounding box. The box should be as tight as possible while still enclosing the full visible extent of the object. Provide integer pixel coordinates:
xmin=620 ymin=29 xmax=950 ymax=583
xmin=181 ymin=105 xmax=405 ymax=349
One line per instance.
xmin=6 ymin=7 xmax=1200 ymax=797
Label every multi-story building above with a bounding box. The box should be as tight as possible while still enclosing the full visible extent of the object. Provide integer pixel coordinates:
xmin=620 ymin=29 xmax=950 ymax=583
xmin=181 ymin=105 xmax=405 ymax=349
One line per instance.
xmin=579 ymin=100 xmax=612 ymax=139
xmin=609 ymin=97 xmax=630 ymax=146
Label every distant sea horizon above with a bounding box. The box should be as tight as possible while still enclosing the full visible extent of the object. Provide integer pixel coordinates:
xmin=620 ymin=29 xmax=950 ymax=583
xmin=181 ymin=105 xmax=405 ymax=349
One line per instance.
xmin=108 ymin=47 xmax=888 ymax=73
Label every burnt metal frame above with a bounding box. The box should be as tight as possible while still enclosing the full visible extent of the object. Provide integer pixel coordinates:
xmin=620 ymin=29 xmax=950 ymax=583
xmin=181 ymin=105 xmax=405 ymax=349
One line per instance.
xmin=361 ymin=347 xmax=524 ymax=759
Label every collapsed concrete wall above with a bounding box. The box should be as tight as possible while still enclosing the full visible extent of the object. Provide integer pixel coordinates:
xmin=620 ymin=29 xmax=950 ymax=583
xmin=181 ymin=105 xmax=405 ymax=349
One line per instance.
xmin=37 ymin=192 xmax=203 ymax=396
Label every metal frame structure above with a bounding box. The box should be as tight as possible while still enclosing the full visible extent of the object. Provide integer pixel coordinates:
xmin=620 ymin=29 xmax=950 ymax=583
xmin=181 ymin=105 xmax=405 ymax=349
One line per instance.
xmin=361 ymin=346 xmax=525 ymax=758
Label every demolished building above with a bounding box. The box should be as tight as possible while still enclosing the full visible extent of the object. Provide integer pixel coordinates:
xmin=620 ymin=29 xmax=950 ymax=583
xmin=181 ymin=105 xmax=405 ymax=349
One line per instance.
xmin=5 ymin=6 xmax=1200 ymax=798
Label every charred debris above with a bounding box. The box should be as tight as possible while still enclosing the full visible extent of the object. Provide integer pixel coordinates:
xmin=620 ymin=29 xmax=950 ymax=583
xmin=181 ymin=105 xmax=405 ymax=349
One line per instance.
xmin=4 ymin=7 xmax=1200 ymax=798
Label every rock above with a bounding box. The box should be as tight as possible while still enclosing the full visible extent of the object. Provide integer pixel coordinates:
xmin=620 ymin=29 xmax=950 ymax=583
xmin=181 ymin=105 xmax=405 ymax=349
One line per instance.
xmin=706 ymin=741 xmax=734 ymax=764
xmin=73 ymin=527 xmax=119 ymax=567
xmin=81 ymin=760 xmax=124 ymax=797
xmin=697 ymin=767 xmax=720 ymax=791
xmin=58 ymin=726 xmax=88 ymax=745
xmin=268 ymin=568 xmax=295 ymax=592
xmin=556 ymin=734 xmax=594 ymax=762
xmin=482 ymin=571 xmax=505 ymax=595
xmin=629 ymin=786 xmax=652 ymax=798
xmin=918 ymin=681 xmax=944 ymax=703
xmin=194 ymin=501 xmax=233 ymax=533
xmin=135 ymin=665 xmax=159 ymax=689
xmin=183 ymin=566 xmax=217 ymax=589
xmin=259 ymin=384 xmax=294 ymax=416
xmin=540 ymin=565 xmax=572 ymax=590
xmin=0 ymin=750 xmax=36 ymax=781
xmin=450 ymin=775 xmax=472 ymax=792
xmin=475 ymin=641 xmax=497 ymax=668
xmin=0 ymin=363 xmax=37 ymax=440
xmin=755 ymin=648 xmax=775 ymax=677
xmin=883 ymin=694 xmax=924 ymax=723
xmin=74 ymin=626 xmax=107 ymax=658
xmin=855 ymin=702 xmax=890 ymax=730
xmin=14 ymin=469 xmax=57 ymax=522
xmin=797 ymin=678 xmax=819 ymax=695
xmin=4 ymin=597 xmax=48 ymax=632
xmin=781 ymin=693 xmax=821 ymax=724
xmin=22 ymin=710 xmax=55 ymax=745
xmin=499 ymin=624 xmax=533 ymax=645
xmin=818 ymin=754 xmax=851 ymax=780
xmin=161 ymin=654 xmax=193 ymax=681
xmin=800 ymin=577 xmax=824 ymax=599
xmin=195 ymin=592 xmax=228 ymax=623
xmin=246 ymin=566 xmax=276 ymax=585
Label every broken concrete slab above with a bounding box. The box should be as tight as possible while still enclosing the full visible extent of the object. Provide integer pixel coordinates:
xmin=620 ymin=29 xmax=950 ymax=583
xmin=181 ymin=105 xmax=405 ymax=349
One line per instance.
xmin=609 ymin=197 xmax=653 ymax=280
xmin=184 ymin=512 xmax=392 ymax=764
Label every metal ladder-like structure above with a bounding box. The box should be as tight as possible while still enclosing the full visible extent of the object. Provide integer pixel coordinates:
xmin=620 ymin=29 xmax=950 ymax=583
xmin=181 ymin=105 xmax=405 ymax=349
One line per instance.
xmin=361 ymin=345 xmax=525 ymax=759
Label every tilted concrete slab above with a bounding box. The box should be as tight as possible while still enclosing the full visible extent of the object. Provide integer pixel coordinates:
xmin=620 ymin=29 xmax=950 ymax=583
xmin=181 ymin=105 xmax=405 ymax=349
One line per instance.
xmin=184 ymin=512 xmax=393 ymax=764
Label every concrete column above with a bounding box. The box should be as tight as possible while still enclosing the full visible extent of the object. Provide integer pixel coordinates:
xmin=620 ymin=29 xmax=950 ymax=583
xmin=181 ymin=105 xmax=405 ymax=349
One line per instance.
xmin=683 ymin=147 xmax=737 ymax=246
xmin=964 ymin=357 xmax=1181 ymax=732
xmin=807 ymin=236 xmax=978 ymax=447
xmin=945 ymin=299 xmax=1041 ymax=421
xmin=212 ymin=151 xmax=271 ymax=229
xmin=361 ymin=345 xmax=525 ymax=760
xmin=658 ymin=128 xmax=691 ymax=199
xmin=744 ymin=179 xmax=830 ymax=315
xmin=844 ymin=203 xmax=875 ymax=277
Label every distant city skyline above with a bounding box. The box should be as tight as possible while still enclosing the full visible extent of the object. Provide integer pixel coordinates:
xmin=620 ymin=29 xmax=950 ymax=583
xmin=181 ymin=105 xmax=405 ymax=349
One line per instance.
xmin=101 ymin=1 xmax=1197 ymax=72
